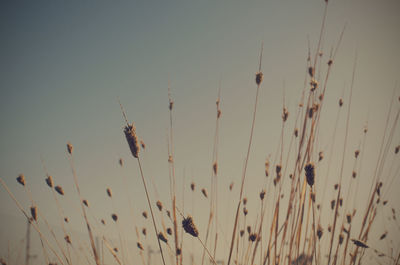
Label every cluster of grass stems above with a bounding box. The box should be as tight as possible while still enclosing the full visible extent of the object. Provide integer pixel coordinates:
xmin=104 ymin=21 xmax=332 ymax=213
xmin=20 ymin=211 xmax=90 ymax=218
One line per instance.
xmin=1 ymin=2 xmax=400 ymax=265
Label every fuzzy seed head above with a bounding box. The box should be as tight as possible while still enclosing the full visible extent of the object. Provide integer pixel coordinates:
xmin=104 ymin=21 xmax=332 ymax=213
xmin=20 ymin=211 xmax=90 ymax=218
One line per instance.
xmin=304 ymin=162 xmax=315 ymax=187
xmin=124 ymin=123 xmax=140 ymax=158
xmin=182 ymin=215 xmax=199 ymax=237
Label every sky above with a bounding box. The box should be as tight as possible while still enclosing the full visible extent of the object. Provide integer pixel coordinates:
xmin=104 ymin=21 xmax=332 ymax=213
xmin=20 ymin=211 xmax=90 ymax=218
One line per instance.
xmin=0 ymin=0 xmax=400 ymax=264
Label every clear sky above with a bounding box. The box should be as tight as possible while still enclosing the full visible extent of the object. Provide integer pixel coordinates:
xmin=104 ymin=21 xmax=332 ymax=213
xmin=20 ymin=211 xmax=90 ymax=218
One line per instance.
xmin=0 ymin=0 xmax=399 ymax=264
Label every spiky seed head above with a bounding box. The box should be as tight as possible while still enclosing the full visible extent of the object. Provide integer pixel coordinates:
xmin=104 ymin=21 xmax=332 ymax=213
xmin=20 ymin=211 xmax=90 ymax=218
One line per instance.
xmin=64 ymin=235 xmax=71 ymax=244
xmin=106 ymin=188 xmax=112 ymax=198
xmin=213 ymin=161 xmax=218 ymax=175
xmin=339 ymin=98 xmax=343 ymax=107
xmin=158 ymin=232 xmax=168 ymax=243
xmin=182 ymin=215 xmax=199 ymax=237
xmin=119 ymin=158 xmax=124 ymax=166
xmin=255 ymin=72 xmax=264 ymax=86
xmin=304 ymin=162 xmax=315 ymax=187
xmin=351 ymin=239 xmax=368 ymax=248
xmin=55 ymin=186 xmax=64 ymax=195
xmin=124 ymin=123 xmax=140 ymax=158
xmin=30 ymin=206 xmax=38 ymax=221
xmin=67 ymin=142 xmax=73 ymax=154
xmin=156 ymin=200 xmax=163 ymax=211
xmin=142 ymin=228 xmax=147 ymax=236
xmin=308 ymin=66 xmax=315 ymax=78
xmin=142 ymin=211 xmax=148 ymax=219
xmin=201 ymin=188 xmax=208 ymax=198
xmin=260 ymin=189 xmax=266 ymax=200
xmin=45 ymin=175 xmax=53 ymax=188
xmin=190 ymin=182 xmax=195 ymax=191
xmin=166 ymin=228 xmax=172 ymax=235
xmin=83 ymin=199 xmax=89 ymax=207
xmin=137 ymin=242 xmax=144 ymax=250
xmin=17 ymin=174 xmax=25 ymax=186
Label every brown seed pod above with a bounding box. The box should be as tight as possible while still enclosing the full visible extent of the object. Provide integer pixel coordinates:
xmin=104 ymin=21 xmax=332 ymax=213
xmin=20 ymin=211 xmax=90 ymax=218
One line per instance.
xmin=201 ymin=188 xmax=208 ymax=198
xmin=140 ymin=139 xmax=146 ymax=150
xmin=304 ymin=162 xmax=315 ymax=187
xmin=276 ymin=164 xmax=282 ymax=174
xmin=119 ymin=158 xmax=124 ymax=166
xmin=166 ymin=210 xmax=171 ymax=218
xmin=217 ymin=109 xmax=222 ymax=119
xmin=334 ymin=184 xmax=339 ymax=190
xmin=64 ymin=217 xmax=69 ymax=223
xmin=229 ymin=182 xmax=234 ymax=191
xmin=255 ymin=72 xmax=264 ymax=86
xmin=124 ymin=123 xmax=140 ymax=158
xmin=328 ymin=225 xmax=332 ymax=233
xmin=113 ymin=248 xmax=118 ymax=253
xmin=294 ymin=128 xmax=299 ymax=137
xmin=169 ymin=100 xmax=174 ymax=111
xmin=310 ymin=79 xmax=318 ymax=91
xmin=137 ymin=242 xmax=144 ymax=250
xmin=176 ymin=248 xmax=181 ymax=256
xmin=142 ymin=228 xmax=147 ymax=236
xmin=156 ymin=200 xmax=163 ymax=211
xmin=243 ymin=197 xmax=247 ymax=205
xmin=30 ymin=206 xmax=38 ymax=221
xmin=339 ymin=234 xmax=344 ymax=245
xmin=106 ymin=188 xmax=112 ymax=198
xmin=331 ymin=200 xmax=335 ymax=210
xmin=379 ymin=232 xmax=387 ymax=240
xmin=355 ymin=150 xmax=360 ymax=158
xmin=318 ymin=151 xmax=324 ymax=161
xmin=167 ymin=228 xmax=172 ymax=235
xmin=339 ymin=98 xmax=343 ymax=107
xmin=82 ymin=199 xmax=89 ymax=207
xmin=190 ymin=182 xmax=195 ymax=191
xmin=101 ymin=219 xmax=105 ymax=225
xmin=158 ymin=232 xmax=168 ymax=243
xmin=16 ymin=174 xmax=25 ymax=186
xmin=339 ymin=198 xmax=343 ymax=207
xmin=168 ymin=155 xmax=173 ymax=163
xmin=352 ymin=171 xmax=357 ymax=178
xmin=240 ymin=230 xmax=245 ymax=237
xmin=327 ymin=59 xmax=333 ymax=66
xmin=45 ymin=175 xmax=53 ymax=188
xmin=55 ymin=186 xmax=64 ymax=196
xmin=243 ymin=208 xmax=248 ymax=216
xmin=182 ymin=216 xmax=201 ymax=238
xmin=67 ymin=142 xmax=73 ymax=154
xmin=111 ymin=213 xmax=118 ymax=222
xmin=142 ymin=211 xmax=148 ymax=219
xmin=346 ymin=214 xmax=352 ymax=224
xmin=395 ymin=145 xmax=399 ymax=154
xmin=247 ymin=226 xmax=251 ymax=234
xmin=265 ymin=159 xmax=270 ymax=177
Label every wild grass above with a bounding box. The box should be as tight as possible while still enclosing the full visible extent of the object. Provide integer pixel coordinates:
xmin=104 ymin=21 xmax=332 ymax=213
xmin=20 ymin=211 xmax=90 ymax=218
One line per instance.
xmin=1 ymin=2 xmax=400 ymax=265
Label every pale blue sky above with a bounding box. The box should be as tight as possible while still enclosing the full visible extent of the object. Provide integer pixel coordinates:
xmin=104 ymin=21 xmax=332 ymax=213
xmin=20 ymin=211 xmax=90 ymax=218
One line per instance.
xmin=1 ymin=0 xmax=399 ymax=264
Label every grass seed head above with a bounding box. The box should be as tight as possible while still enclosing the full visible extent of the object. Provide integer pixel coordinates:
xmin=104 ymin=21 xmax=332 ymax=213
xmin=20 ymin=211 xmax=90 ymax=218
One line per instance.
xmin=158 ymin=232 xmax=168 ymax=243
xmin=64 ymin=235 xmax=71 ymax=244
xmin=317 ymin=224 xmax=323 ymax=240
xmin=64 ymin=217 xmax=69 ymax=223
xmin=119 ymin=158 xmax=124 ymax=166
xmin=124 ymin=123 xmax=140 ymax=158
xmin=45 ymin=175 xmax=53 ymax=188
xmin=16 ymin=174 xmax=25 ymax=186
xmin=282 ymin=107 xmax=289 ymax=122
xmin=82 ymin=199 xmax=89 ymax=207
xmin=318 ymin=151 xmax=324 ymax=161
xmin=308 ymin=66 xmax=315 ymax=78
xmin=328 ymin=59 xmax=333 ymax=66
xmin=304 ymin=162 xmax=315 ymax=187
xmin=355 ymin=150 xmax=360 ymax=158
xmin=106 ymin=188 xmax=112 ymax=198
xmin=265 ymin=159 xmax=270 ymax=177
xmin=111 ymin=213 xmax=118 ymax=222
xmin=166 ymin=227 xmax=172 ymax=235
xmin=190 ymin=182 xmax=195 ymax=191
xmin=30 ymin=206 xmax=38 ymax=221
xmin=339 ymin=98 xmax=343 ymax=107
xmin=142 ymin=211 xmax=148 ymax=219
xmin=310 ymin=79 xmax=318 ymax=91
xmin=240 ymin=230 xmax=244 ymax=237
xmin=55 ymin=186 xmax=64 ymax=196
xmin=255 ymin=72 xmax=264 ymax=86
xmin=243 ymin=207 xmax=248 ymax=216
xmin=156 ymin=200 xmax=163 ymax=211
xmin=142 ymin=228 xmax=147 ymax=236
xmin=201 ymin=188 xmax=208 ymax=198
xmin=260 ymin=189 xmax=266 ymax=200
xmin=140 ymin=139 xmax=146 ymax=150
xmin=229 ymin=182 xmax=234 ymax=191
xmin=182 ymin=216 xmax=199 ymax=238
xmin=67 ymin=142 xmax=73 ymax=154
xmin=351 ymin=239 xmax=368 ymax=248
xmin=137 ymin=242 xmax=144 ymax=250
xmin=213 ymin=161 xmax=218 ymax=175
xmin=395 ymin=145 xmax=399 ymax=154
xmin=294 ymin=128 xmax=299 ymax=137
xmin=249 ymin=233 xmax=258 ymax=242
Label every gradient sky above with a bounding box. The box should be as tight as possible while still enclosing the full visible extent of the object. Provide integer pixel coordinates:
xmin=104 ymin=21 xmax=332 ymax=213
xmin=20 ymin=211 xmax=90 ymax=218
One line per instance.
xmin=1 ymin=0 xmax=399 ymax=264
